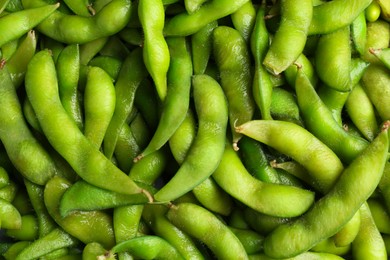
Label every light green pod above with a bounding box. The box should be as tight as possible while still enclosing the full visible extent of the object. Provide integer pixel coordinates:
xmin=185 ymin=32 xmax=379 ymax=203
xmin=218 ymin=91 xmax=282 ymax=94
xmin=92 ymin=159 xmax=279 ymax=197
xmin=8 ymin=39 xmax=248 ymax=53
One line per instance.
xmin=153 ymin=74 xmax=228 ymax=202
xmin=167 ymin=202 xmax=249 ymax=260
xmin=315 ymin=26 xmax=351 ymax=92
xmin=213 ymin=25 xmax=255 ymax=150
xmin=363 ymin=20 xmax=390 ymax=64
xmin=352 ymin=202 xmax=387 ymax=260
xmin=345 ymin=83 xmax=379 ymax=141
xmin=332 ymin=209 xmax=361 ymax=247
xmin=83 ymin=66 xmax=116 ymax=149
xmin=263 ymin=0 xmax=313 ymax=75
xmin=263 ymin=125 xmax=389 ymax=258
xmin=138 ymin=0 xmax=169 ymax=101
xmin=362 ymin=64 xmax=390 ymax=121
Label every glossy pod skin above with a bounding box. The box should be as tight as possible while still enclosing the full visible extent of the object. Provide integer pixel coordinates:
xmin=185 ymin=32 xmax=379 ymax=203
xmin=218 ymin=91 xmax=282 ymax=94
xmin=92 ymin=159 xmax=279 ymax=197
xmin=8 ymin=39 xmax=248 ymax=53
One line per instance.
xmin=163 ymin=0 xmax=249 ymax=36
xmin=263 ymin=0 xmax=313 ymax=75
xmin=0 ymin=3 xmax=59 ymax=47
xmin=263 ymin=123 xmax=389 ymax=258
xmin=153 ymin=74 xmax=228 ymax=202
xmin=235 ymin=120 xmax=344 ymax=193
xmin=213 ymin=25 xmax=255 ymax=150
xmin=167 ymin=202 xmax=249 ymax=260
xmin=22 ymin=0 xmax=132 ymax=44
xmin=0 ymin=62 xmax=58 ymax=185
xmin=138 ymin=0 xmax=170 ymax=101
xmin=212 ymin=141 xmax=315 ymax=217
xmin=25 ymin=49 xmax=148 ymax=197
xmin=308 ymin=0 xmax=372 ymax=35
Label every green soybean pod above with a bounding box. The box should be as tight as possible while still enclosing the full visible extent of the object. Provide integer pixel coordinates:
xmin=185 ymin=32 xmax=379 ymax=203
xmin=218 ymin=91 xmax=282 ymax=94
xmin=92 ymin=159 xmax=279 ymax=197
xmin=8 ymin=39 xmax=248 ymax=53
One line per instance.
xmin=142 ymin=204 xmax=205 ymax=260
xmin=153 ymin=74 xmax=228 ymax=202
xmin=250 ymin=3 xmax=273 ymax=120
xmin=0 ymin=3 xmax=59 ymax=47
xmin=58 ymin=180 xmax=150 ymax=216
xmin=163 ymin=0 xmax=249 ymax=36
xmin=106 ymin=235 xmax=184 ymax=260
xmin=367 ymin=198 xmax=390 ymax=234
xmin=369 ymin=48 xmax=390 ymax=70
xmin=191 ymin=21 xmax=218 ymax=75
xmin=138 ymin=0 xmax=169 ymax=101
xmin=14 ymin=228 xmax=79 ymax=260
xmin=351 ymin=11 xmax=367 ymax=56
xmin=363 ymin=20 xmax=390 ymax=64
xmin=295 ymin=67 xmax=369 ymax=165
xmin=235 ymin=120 xmax=344 ymax=193
xmin=270 ymin=87 xmax=302 ymax=125
xmin=351 ymin=202 xmax=387 ymax=260
xmin=103 ymin=47 xmax=148 ymax=160
xmin=5 ymin=214 xmax=38 ymax=241
xmin=134 ymin=36 xmax=192 ymax=161
xmin=23 ymin=0 xmax=132 ymax=44
xmin=184 ymin=0 xmax=207 ymax=14
xmin=83 ymin=66 xmax=116 ymax=149
xmin=263 ymin=0 xmax=312 ymax=75
xmin=167 ymin=107 xmax=234 ymax=217
xmin=332 ymin=210 xmax=361 ymax=247
xmin=310 ymin=238 xmax=351 ymax=256
xmin=0 ymin=197 xmax=21 ymax=229
xmin=284 ymin=53 xmax=318 ymax=89
xmin=0 ymin=63 xmax=57 ymax=185
xmin=361 ymin=64 xmax=390 ymax=122
xmin=308 ymin=0 xmax=372 ymax=35
xmin=249 ymin=252 xmax=345 ymax=260
xmin=79 ymin=37 xmax=108 ymax=65
xmin=315 ymin=26 xmax=352 ymax=92
xmin=24 ymin=179 xmax=56 ymax=237
xmin=213 ymin=25 xmax=255 ymax=150
xmin=262 ymin=123 xmax=389 ymax=258
xmin=167 ymin=202 xmax=248 ymax=260
xmin=3 ymin=241 xmax=32 ymax=260
xmin=345 ymin=83 xmax=379 ymax=141
xmin=0 ymin=0 xmax=9 ymax=13
xmin=63 ymin=0 xmax=93 ymax=16
xmin=56 ymin=44 xmax=83 ymax=130
xmin=44 ymin=176 xmax=116 ymax=249
xmin=231 ymin=1 xmax=256 ymax=42
xmin=212 ymin=141 xmax=315 ymax=217
xmin=229 ymin=227 xmax=264 ymax=255
xmin=238 ymin=136 xmax=282 ymax=184
xmin=25 ymin=49 xmax=146 ymax=196
xmin=6 ymin=30 xmax=37 ymax=88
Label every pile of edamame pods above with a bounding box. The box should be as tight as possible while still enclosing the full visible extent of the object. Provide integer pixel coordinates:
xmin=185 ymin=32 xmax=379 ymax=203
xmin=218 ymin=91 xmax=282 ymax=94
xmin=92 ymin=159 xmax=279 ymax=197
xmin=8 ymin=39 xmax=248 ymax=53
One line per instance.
xmin=0 ymin=0 xmax=390 ymax=259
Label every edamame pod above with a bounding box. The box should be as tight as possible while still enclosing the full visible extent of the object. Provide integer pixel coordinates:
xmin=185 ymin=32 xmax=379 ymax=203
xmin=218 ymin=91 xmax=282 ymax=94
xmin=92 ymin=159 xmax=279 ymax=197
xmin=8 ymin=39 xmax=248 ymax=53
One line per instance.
xmin=56 ymin=44 xmax=83 ymax=130
xmin=134 ymin=36 xmax=192 ymax=161
xmin=14 ymin=228 xmax=78 ymax=260
xmin=103 ymin=47 xmax=148 ymax=160
xmin=263 ymin=122 xmax=389 ymax=258
xmin=83 ymin=66 xmax=116 ymax=149
xmin=142 ymin=204 xmax=205 ymax=260
xmin=25 ymin=49 xmax=147 ymax=196
xmin=0 ymin=63 xmax=57 ymax=185
xmin=104 ymin=235 xmax=184 ymax=260
xmin=0 ymin=3 xmax=59 ymax=47
xmin=163 ymin=0 xmax=249 ymax=36
xmin=263 ymin=0 xmax=313 ymax=75
xmin=212 ymin=141 xmax=315 ymax=217
xmin=44 ymin=176 xmax=116 ymax=249
xmin=138 ymin=0 xmax=170 ymax=101
xmin=250 ymin=3 xmax=273 ymax=120
xmin=23 ymin=0 xmax=132 ymax=44
xmin=295 ymin=67 xmax=369 ymax=164
xmin=235 ymin=120 xmax=344 ymax=193
xmin=153 ymin=74 xmax=228 ymax=202
xmin=351 ymin=202 xmax=387 ymax=260
xmin=308 ymin=0 xmax=372 ymax=35
xmin=361 ymin=64 xmax=390 ymax=121
xmin=167 ymin=202 xmax=248 ymax=260
xmin=213 ymin=25 xmax=255 ymax=150
xmin=59 ymin=180 xmax=151 ymax=216
xmin=315 ymin=26 xmax=352 ymax=92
